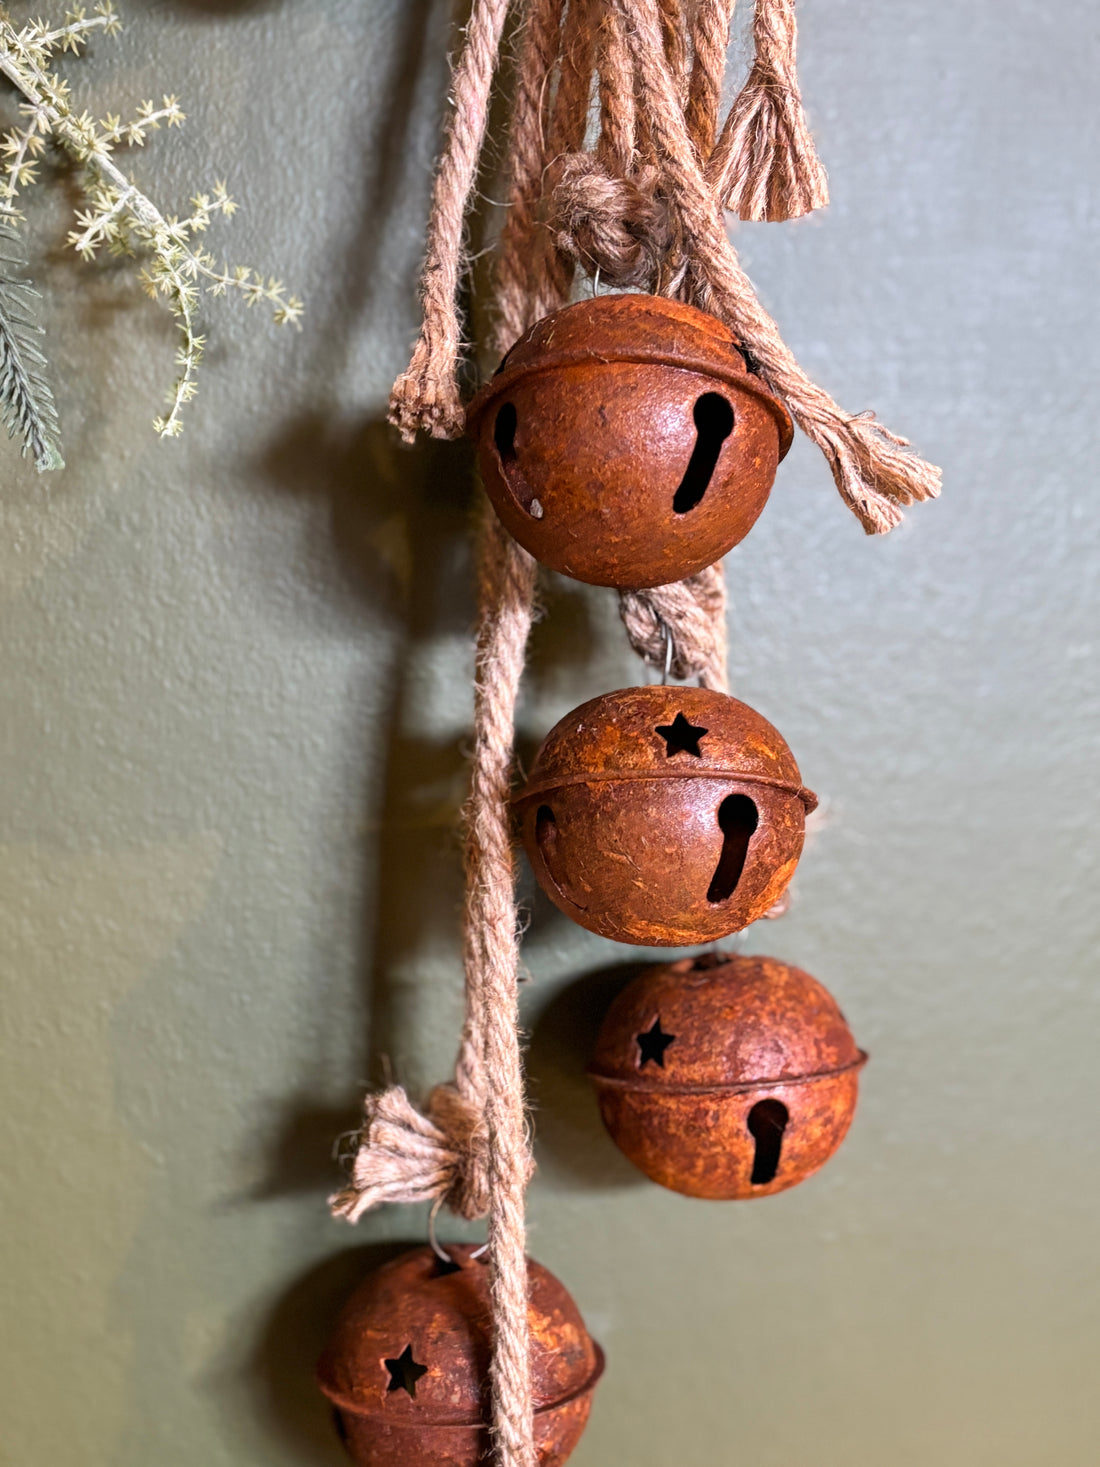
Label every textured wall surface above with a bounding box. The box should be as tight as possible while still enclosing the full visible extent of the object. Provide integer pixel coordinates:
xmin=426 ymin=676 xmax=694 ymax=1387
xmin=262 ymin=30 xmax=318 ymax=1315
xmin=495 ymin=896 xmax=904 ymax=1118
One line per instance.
xmin=2 ymin=2 xmax=1098 ymax=1464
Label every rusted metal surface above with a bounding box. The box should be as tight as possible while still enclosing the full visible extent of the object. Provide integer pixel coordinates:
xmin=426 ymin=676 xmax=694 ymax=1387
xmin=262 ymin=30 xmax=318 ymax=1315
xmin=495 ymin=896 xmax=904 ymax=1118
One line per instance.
xmin=466 ymin=293 xmax=793 ymax=589
xmin=317 ymin=1244 xmax=604 ymax=1466
xmin=513 ymin=686 xmax=816 ymax=946
xmin=589 ymin=952 xmax=868 ymax=1199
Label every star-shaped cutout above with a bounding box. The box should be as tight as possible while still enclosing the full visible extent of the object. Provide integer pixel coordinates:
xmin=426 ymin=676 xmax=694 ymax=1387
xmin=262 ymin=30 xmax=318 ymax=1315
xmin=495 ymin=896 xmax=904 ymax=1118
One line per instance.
xmin=655 ymin=712 xmax=708 ymax=758
xmin=636 ymin=1016 xmax=676 ymax=1068
xmin=384 ymin=1344 xmax=429 ymax=1398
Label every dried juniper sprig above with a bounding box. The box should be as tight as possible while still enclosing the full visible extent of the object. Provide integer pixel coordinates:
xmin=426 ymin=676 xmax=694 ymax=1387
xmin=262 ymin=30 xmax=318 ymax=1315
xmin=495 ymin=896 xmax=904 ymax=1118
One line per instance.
xmin=0 ymin=3 xmax=303 ymax=446
xmin=0 ymin=214 xmax=62 ymax=469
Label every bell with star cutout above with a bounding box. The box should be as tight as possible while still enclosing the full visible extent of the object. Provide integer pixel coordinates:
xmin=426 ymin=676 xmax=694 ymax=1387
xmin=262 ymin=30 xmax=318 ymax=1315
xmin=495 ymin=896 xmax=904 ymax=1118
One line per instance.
xmin=589 ymin=951 xmax=868 ymax=1199
xmin=317 ymin=1245 xmax=604 ymax=1467
xmin=512 ymin=685 xmax=816 ymax=946
xmin=466 ymin=293 xmax=793 ymax=589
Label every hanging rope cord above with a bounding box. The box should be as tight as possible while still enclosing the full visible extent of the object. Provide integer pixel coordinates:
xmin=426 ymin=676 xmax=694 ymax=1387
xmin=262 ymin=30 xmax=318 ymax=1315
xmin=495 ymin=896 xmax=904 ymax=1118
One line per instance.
xmin=335 ymin=3 xmax=941 ymax=1465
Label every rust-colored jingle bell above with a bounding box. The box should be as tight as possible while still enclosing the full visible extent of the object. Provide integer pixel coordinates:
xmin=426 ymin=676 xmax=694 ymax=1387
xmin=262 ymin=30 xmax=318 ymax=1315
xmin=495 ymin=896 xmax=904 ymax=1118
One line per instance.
xmin=466 ymin=294 xmax=793 ymax=588
xmin=513 ymin=685 xmax=816 ymax=946
xmin=589 ymin=951 xmax=868 ymax=1198
xmin=317 ymin=1245 xmax=604 ymax=1467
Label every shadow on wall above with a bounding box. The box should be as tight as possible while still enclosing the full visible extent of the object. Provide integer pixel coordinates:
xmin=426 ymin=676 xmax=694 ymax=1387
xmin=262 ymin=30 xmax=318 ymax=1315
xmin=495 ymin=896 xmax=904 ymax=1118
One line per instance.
xmin=242 ymin=416 xmax=478 ymax=1207
xmin=255 ymin=0 xmax=483 ymax=1107
xmin=246 ymin=1240 xmax=416 ymax=1466
xmin=171 ymin=1 xmax=282 ymax=12
xmin=178 ymin=0 xmax=444 ymax=387
xmin=234 ymin=416 xmax=542 ymax=1463
xmin=215 ymin=0 xmax=486 ymax=1449
xmin=526 ymin=959 xmax=654 ymax=1194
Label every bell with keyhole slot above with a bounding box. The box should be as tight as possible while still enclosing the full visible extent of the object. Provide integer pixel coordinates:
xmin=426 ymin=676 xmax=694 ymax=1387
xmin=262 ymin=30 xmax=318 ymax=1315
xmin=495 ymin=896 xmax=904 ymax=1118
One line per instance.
xmin=512 ymin=685 xmax=816 ymax=946
xmin=589 ymin=951 xmax=867 ymax=1199
xmin=465 ymin=293 xmax=793 ymax=589
xmin=317 ymin=1244 xmax=604 ymax=1467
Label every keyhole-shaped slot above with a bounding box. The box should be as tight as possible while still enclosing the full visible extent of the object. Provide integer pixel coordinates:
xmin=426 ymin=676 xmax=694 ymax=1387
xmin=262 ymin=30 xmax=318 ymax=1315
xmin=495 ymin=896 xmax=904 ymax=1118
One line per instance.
xmin=747 ymin=1098 xmax=789 ymax=1185
xmin=493 ymin=403 xmax=543 ymax=518
xmin=706 ymin=793 xmax=758 ymax=903
xmin=535 ymin=805 xmax=586 ymax=908
xmin=494 ymin=401 xmax=518 ymax=462
xmin=673 ymin=392 xmax=734 ymax=514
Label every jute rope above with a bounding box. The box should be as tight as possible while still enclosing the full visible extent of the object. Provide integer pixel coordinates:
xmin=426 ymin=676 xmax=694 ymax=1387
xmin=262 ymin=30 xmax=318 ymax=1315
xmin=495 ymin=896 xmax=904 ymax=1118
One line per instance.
xmin=616 ymin=0 xmax=941 ymax=535
xmin=389 ymin=0 xmax=515 ymax=441
xmin=712 ymin=0 xmax=829 ymax=221
xmin=336 ymin=6 xmax=553 ymax=1463
xmin=620 ymin=562 xmax=729 ymax=691
xmin=335 ymin=3 xmax=939 ymax=1463
xmin=686 ymin=0 xmax=738 ymax=160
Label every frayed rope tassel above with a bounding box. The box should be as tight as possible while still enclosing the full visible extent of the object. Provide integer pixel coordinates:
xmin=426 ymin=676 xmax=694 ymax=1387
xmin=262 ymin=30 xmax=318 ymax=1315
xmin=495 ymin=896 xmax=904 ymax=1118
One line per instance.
xmin=712 ymin=0 xmax=828 ymax=222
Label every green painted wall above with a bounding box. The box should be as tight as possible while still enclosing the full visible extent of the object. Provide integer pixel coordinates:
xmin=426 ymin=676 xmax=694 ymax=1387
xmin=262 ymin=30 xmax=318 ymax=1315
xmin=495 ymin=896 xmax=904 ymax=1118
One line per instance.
xmin=2 ymin=2 xmax=1097 ymax=1464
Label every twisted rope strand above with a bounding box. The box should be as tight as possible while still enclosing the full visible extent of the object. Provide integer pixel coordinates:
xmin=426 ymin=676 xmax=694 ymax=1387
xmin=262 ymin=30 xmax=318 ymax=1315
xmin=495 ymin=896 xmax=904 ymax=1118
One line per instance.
xmin=464 ymin=26 xmax=565 ymax=1459
xmin=625 ymin=0 xmax=738 ymax=679
xmin=615 ymin=0 xmax=940 ymax=533
xmin=389 ymin=0 xmax=515 ymax=441
xmin=657 ymin=0 xmax=689 ymax=102
xmin=466 ymin=510 xmax=539 ymax=1467
xmin=495 ymin=0 xmax=567 ymax=346
xmin=531 ymin=0 xmax=598 ymax=319
xmin=597 ymin=5 xmax=637 ymax=172
xmin=685 ymin=0 xmax=738 ymax=158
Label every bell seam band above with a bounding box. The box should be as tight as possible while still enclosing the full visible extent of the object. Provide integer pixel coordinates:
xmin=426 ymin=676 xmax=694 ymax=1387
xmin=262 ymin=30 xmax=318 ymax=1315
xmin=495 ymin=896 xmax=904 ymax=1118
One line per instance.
xmin=587 ymin=1051 xmax=868 ymax=1095
xmin=513 ymin=767 xmax=818 ymax=812
xmin=466 ymin=349 xmax=794 ymax=457
xmin=319 ymin=1344 xmax=606 ymax=1426
xmin=589 ymin=1050 xmax=869 ymax=1092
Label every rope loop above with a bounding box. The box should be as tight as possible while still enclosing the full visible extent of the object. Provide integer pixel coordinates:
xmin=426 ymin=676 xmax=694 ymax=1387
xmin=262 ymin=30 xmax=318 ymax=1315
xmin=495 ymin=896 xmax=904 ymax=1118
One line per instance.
xmin=619 ymin=565 xmax=729 ymax=692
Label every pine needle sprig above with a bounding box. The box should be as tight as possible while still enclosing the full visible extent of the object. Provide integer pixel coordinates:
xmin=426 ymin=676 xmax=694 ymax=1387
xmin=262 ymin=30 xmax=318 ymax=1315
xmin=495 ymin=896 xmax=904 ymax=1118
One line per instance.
xmin=0 ymin=212 xmax=62 ymax=469
xmin=0 ymin=3 xmax=302 ymax=446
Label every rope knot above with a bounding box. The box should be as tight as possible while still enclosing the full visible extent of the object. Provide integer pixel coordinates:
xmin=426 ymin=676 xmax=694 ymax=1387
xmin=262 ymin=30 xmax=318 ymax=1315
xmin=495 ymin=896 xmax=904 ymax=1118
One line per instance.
xmin=545 ymin=153 xmax=671 ymax=290
xmin=329 ymin=1081 xmax=495 ymax=1224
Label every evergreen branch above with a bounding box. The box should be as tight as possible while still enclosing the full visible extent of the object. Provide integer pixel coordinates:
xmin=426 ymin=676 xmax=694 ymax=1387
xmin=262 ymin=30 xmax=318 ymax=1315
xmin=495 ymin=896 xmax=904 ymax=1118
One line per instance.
xmin=11 ymin=5 xmax=120 ymax=62
xmin=0 ymin=106 xmax=47 ymax=209
xmin=0 ymin=3 xmax=300 ymax=443
xmin=0 ymin=214 xmax=62 ymax=469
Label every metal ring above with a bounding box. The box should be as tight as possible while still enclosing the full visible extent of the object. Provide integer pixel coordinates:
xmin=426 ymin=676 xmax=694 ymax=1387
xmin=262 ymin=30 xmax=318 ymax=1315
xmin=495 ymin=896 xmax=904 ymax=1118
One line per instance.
xmin=428 ymin=1197 xmax=489 ymax=1264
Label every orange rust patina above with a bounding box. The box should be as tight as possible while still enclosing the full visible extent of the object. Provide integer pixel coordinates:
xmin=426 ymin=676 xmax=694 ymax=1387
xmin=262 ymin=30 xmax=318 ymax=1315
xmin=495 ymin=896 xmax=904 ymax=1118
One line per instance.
xmin=513 ymin=686 xmax=816 ymax=946
xmin=590 ymin=952 xmax=868 ymax=1199
xmin=317 ymin=1245 xmax=604 ymax=1467
xmin=466 ymin=294 xmax=793 ymax=589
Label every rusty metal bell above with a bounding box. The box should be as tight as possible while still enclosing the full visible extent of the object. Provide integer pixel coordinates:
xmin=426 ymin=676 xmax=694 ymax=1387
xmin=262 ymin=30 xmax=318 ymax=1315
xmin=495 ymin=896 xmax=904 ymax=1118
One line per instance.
xmin=513 ymin=685 xmax=816 ymax=946
xmin=317 ymin=1245 xmax=604 ymax=1467
xmin=466 ymin=293 xmax=793 ymax=589
xmin=589 ymin=951 xmax=867 ymax=1199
